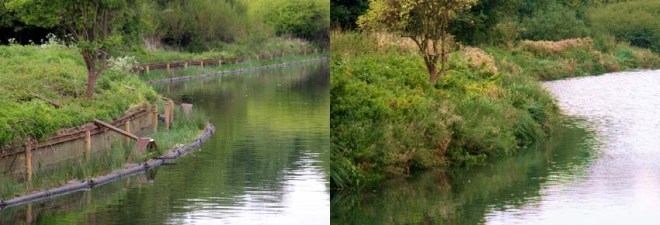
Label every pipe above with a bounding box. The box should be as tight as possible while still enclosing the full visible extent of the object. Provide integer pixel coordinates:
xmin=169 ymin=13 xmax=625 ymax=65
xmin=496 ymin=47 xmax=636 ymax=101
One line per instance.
xmin=0 ymin=123 xmax=215 ymax=210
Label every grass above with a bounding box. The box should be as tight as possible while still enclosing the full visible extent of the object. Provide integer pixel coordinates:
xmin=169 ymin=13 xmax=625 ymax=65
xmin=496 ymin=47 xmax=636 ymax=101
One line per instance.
xmin=0 ymin=42 xmax=159 ymax=150
xmin=0 ymin=40 xmax=210 ymax=200
xmin=150 ymin=106 xmax=208 ymax=155
xmin=330 ymin=31 xmax=660 ymax=190
xmin=138 ymin=52 xmax=327 ymax=81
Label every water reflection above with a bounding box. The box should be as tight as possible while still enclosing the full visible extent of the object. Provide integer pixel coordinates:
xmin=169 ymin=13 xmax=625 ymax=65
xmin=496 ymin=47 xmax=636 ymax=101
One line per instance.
xmin=332 ymin=114 xmax=596 ymax=225
xmin=0 ymin=62 xmax=329 ymax=225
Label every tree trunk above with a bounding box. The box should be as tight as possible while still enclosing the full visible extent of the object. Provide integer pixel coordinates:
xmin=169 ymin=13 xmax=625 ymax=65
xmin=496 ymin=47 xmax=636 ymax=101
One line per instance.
xmin=85 ymin=71 xmax=98 ymax=99
xmin=429 ymin=70 xmax=440 ymax=84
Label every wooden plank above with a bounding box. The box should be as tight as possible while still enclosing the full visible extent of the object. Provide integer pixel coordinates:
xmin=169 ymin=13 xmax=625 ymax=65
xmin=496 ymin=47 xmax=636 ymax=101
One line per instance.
xmin=93 ymin=119 xmax=139 ymax=140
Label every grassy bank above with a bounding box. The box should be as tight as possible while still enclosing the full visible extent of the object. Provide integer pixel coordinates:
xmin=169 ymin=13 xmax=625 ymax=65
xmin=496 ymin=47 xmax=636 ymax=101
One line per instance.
xmin=0 ymin=42 xmax=209 ymax=199
xmin=330 ymin=31 xmax=660 ymax=190
xmin=128 ymin=37 xmax=314 ymax=64
xmin=139 ymin=52 xmax=327 ymax=81
xmin=0 ymin=42 xmax=158 ymax=150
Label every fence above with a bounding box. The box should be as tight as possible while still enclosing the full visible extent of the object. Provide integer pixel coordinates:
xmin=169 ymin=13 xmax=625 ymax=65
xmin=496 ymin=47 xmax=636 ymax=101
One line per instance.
xmin=0 ymin=105 xmax=166 ymax=183
xmin=131 ymin=48 xmax=321 ymax=74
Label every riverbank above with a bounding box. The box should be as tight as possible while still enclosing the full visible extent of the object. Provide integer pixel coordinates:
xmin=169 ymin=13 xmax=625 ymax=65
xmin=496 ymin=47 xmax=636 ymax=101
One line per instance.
xmin=0 ymin=43 xmax=211 ymax=199
xmin=129 ymin=37 xmax=313 ymax=64
xmin=330 ymin=31 xmax=660 ymax=190
xmin=0 ymin=121 xmax=214 ymax=209
xmin=139 ymin=53 xmax=328 ymax=82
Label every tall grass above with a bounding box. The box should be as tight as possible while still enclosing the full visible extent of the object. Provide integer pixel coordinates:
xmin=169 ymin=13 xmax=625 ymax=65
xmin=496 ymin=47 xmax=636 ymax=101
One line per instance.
xmin=149 ymin=106 xmax=208 ymax=154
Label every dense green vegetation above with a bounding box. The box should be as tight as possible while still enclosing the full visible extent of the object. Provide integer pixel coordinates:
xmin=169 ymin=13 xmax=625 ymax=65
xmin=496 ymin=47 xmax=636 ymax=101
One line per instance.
xmin=2 ymin=0 xmax=329 ymax=100
xmin=330 ymin=31 xmax=660 ymax=190
xmin=0 ymin=41 xmax=157 ymax=150
xmin=332 ymin=0 xmax=660 ymax=52
xmin=1 ymin=0 xmax=329 ymax=51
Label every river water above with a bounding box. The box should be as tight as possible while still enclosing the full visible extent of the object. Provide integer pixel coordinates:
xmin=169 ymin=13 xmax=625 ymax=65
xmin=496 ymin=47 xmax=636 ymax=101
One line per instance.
xmin=332 ymin=70 xmax=660 ymax=224
xmin=0 ymin=62 xmax=330 ymax=224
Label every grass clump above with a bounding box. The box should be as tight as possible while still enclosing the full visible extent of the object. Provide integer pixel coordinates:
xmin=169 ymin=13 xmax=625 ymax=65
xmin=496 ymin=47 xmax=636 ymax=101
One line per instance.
xmin=150 ymin=106 xmax=208 ymax=154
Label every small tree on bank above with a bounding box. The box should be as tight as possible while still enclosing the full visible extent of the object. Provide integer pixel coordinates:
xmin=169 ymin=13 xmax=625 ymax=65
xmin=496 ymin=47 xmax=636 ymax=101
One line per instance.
xmin=6 ymin=0 xmax=129 ymax=99
xmin=358 ymin=0 xmax=477 ymax=83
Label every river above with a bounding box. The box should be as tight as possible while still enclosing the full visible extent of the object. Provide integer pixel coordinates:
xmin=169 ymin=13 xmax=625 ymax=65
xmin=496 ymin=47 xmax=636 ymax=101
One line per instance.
xmin=0 ymin=61 xmax=330 ymax=224
xmin=331 ymin=70 xmax=660 ymax=224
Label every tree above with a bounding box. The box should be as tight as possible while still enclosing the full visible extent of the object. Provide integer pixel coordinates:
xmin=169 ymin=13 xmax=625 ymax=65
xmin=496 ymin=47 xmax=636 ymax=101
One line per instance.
xmin=264 ymin=0 xmax=330 ymax=47
xmin=358 ymin=0 xmax=477 ymax=83
xmin=330 ymin=0 xmax=369 ymax=29
xmin=5 ymin=0 xmax=130 ymax=99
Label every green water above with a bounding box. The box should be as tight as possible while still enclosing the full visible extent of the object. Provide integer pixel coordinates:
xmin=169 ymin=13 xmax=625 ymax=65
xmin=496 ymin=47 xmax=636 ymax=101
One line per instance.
xmin=331 ymin=118 xmax=597 ymax=224
xmin=0 ymin=62 xmax=329 ymax=225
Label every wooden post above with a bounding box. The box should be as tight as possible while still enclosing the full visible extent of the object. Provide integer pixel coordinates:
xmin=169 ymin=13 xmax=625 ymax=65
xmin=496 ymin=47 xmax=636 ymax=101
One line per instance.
xmin=181 ymin=103 xmax=193 ymax=117
xmin=168 ymin=99 xmax=175 ymax=124
xmin=166 ymin=63 xmax=170 ymax=71
xmin=164 ymin=101 xmax=170 ymax=129
xmin=25 ymin=141 xmax=32 ymax=184
xmin=146 ymin=65 xmax=150 ymax=73
xmin=85 ymin=130 xmax=91 ymax=160
xmin=124 ymin=120 xmax=131 ymax=142
xmin=26 ymin=203 xmax=32 ymax=225
xmin=152 ymin=110 xmax=158 ymax=132
xmin=200 ymin=61 xmax=204 ymax=68
xmin=184 ymin=62 xmax=188 ymax=69
xmin=219 ymin=60 xmax=223 ymax=66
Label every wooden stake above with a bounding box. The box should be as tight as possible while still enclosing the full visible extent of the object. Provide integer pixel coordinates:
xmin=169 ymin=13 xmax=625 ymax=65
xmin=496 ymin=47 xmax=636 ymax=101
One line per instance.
xmin=124 ymin=120 xmax=131 ymax=142
xmin=85 ymin=130 xmax=91 ymax=160
xmin=201 ymin=61 xmax=204 ymax=68
xmin=166 ymin=63 xmax=170 ymax=71
xmin=168 ymin=100 xmax=175 ymax=124
xmin=26 ymin=203 xmax=32 ymax=225
xmin=153 ymin=110 xmax=159 ymax=132
xmin=25 ymin=141 xmax=32 ymax=184
xmin=164 ymin=102 xmax=171 ymax=129
xmin=184 ymin=62 xmax=188 ymax=69
xmin=146 ymin=65 xmax=150 ymax=73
